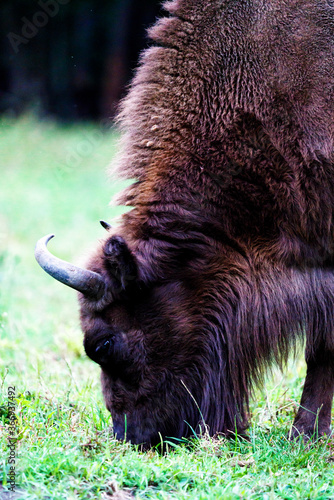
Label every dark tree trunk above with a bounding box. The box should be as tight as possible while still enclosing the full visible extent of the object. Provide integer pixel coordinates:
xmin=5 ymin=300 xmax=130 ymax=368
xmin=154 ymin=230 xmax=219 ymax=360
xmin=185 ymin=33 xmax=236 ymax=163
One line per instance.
xmin=0 ymin=0 xmax=162 ymax=120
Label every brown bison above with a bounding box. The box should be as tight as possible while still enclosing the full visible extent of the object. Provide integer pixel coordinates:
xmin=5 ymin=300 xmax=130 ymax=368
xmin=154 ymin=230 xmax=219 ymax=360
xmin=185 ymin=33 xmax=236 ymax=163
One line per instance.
xmin=35 ymin=0 xmax=334 ymax=447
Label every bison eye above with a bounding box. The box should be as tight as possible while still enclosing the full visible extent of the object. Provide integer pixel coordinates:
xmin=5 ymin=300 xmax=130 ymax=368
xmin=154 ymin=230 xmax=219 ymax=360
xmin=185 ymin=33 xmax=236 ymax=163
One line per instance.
xmin=94 ymin=337 xmax=114 ymax=361
xmin=96 ymin=339 xmax=111 ymax=353
xmin=84 ymin=335 xmax=115 ymax=366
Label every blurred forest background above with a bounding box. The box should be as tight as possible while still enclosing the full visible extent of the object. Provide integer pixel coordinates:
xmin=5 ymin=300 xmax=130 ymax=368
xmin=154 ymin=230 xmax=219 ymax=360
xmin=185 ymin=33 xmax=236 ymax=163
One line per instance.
xmin=0 ymin=0 xmax=163 ymax=121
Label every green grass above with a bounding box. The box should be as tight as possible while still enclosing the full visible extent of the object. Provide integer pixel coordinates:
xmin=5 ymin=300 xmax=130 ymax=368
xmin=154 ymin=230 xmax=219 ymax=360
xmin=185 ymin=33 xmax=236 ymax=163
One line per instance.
xmin=0 ymin=115 xmax=333 ymax=499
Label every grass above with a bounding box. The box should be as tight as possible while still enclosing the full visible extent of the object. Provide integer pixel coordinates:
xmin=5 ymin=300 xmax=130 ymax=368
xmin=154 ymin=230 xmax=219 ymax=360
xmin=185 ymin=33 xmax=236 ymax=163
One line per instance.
xmin=0 ymin=115 xmax=333 ymax=499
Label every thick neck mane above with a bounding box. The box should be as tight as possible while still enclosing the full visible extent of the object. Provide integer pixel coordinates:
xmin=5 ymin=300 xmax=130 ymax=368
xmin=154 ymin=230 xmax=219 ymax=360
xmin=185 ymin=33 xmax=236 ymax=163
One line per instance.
xmin=112 ymin=0 xmax=334 ymax=268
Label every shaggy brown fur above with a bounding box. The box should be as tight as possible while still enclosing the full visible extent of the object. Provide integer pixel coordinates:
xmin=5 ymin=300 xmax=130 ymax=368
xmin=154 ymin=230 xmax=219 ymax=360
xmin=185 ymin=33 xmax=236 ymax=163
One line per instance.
xmin=80 ymin=0 xmax=334 ymax=446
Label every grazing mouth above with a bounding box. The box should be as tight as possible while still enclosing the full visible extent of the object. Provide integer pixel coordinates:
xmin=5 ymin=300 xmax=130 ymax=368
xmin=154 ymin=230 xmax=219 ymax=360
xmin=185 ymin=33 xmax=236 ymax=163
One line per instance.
xmin=112 ymin=418 xmax=160 ymax=448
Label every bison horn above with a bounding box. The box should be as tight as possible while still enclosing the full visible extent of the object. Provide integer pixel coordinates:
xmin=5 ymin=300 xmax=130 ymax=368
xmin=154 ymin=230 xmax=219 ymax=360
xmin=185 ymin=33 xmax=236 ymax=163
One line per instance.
xmin=100 ymin=220 xmax=112 ymax=231
xmin=35 ymin=234 xmax=107 ymax=299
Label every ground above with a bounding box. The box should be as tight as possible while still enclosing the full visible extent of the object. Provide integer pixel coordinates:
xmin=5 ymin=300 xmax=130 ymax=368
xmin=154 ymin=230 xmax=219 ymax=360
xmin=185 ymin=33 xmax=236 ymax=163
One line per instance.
xmin=0 ymin=116 xmax=333 ymax=499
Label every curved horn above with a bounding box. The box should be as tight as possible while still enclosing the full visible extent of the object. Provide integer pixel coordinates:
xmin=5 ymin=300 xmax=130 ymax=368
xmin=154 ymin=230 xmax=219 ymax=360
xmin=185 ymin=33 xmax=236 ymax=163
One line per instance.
xmin=35 ymin=234 xmax=106 ymax=299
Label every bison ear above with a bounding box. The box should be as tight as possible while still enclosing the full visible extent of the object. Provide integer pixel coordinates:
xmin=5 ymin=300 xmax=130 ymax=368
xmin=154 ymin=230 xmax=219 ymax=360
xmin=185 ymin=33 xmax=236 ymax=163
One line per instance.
xmin=103 ymin=236 xmax=138 ymax=293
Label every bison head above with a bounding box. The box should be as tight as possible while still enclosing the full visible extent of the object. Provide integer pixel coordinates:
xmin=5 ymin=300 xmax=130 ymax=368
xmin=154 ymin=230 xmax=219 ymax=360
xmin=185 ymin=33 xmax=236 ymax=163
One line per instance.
xmin=35 ymin=228 xmax=229 ymax=448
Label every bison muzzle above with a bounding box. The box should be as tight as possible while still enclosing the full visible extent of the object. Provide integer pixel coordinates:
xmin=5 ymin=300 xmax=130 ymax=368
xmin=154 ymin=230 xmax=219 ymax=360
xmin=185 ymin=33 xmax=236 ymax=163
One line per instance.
xmin=35 ymin=0 xmax=334 ymax=447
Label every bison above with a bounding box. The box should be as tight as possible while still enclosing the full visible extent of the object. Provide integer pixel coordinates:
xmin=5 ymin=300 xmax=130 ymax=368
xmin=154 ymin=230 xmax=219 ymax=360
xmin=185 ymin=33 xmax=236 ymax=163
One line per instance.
xmin=35 ymin=0 xmax=334 ymax=447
